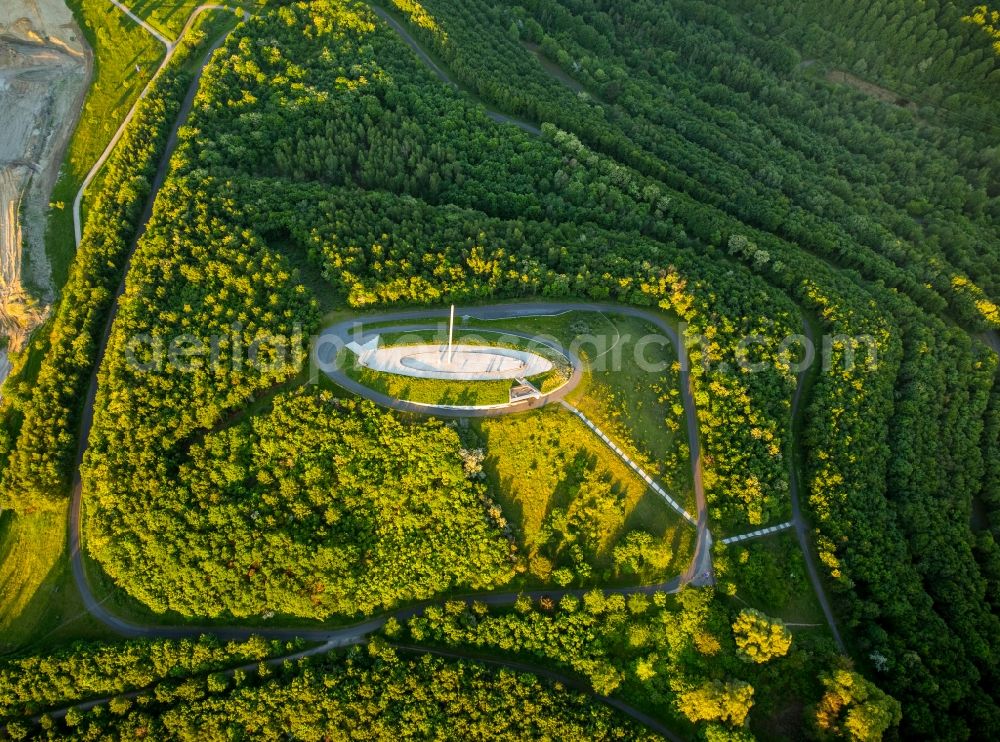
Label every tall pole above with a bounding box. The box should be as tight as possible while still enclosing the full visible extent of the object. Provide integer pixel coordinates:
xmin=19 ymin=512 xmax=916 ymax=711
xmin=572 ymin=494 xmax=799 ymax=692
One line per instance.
xmin=448 ymin=304 xmax=455 ymax=363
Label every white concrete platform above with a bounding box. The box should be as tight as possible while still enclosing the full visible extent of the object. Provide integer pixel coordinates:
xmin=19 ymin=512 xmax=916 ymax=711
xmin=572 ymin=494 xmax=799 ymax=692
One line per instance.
xmin=347 ymin=336 xmax=553 ymax=381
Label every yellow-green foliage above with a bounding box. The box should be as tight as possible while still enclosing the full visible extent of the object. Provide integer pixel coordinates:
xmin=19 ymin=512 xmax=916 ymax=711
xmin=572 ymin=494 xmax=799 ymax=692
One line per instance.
xmin=814 ymin=669 xmax=903 ymax=742
xmin=676 ymin=679 xmax=755 ymax=727
xmin=964 ymin=5 xmax=1000 ymax=55
xmin=478 ymin=405 xmax=692 ymax=580
xmin=389 ymin=0 xmax=446 ymax=41
xmin=731 ymin=608 xmax=792 ymax=664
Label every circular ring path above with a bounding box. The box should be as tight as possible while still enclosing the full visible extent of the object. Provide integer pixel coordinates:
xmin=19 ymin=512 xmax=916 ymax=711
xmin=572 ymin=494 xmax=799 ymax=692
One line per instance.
xmin=316 ymin=317 xmax=583 ymax=416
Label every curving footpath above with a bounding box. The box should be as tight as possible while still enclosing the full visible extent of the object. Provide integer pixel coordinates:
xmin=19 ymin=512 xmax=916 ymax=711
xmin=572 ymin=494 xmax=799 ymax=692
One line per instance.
xmin=54 ymin=1 xmax=843 ymax=734
xmin=788 ymin=319 xmax=847 ymax=653
xmin=316 ymin=319 xmax=584 ymax=416
xmin=72 ymin=4 xmax=246 ymax=247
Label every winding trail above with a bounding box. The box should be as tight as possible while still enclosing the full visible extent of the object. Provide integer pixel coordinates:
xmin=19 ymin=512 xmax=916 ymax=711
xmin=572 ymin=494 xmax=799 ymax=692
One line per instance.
xmin=789 ymin=319 xmax=847 ymax=653
xmin=72 ymin=4 xmax=243 ymax=247
xmin=50 ymin=1 xmax=849 ymax=734
xmin=70 ymin=5 xmax=254 ymax=639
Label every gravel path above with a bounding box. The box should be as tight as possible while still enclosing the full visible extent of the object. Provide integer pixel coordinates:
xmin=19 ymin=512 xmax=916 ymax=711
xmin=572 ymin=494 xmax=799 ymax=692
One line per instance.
xmin=53 ymin=3 xmax=860 ymax=735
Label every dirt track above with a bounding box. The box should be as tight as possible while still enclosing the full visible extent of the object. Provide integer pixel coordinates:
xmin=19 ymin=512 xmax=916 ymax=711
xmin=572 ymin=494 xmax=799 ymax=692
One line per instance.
xmin=0 ymin=0 xmax=90 ymax=382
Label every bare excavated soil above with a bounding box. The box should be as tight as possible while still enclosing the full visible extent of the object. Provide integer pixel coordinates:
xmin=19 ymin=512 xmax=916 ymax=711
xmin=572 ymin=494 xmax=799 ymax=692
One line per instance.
xmin=0 ymin=0 xmax=91 ymax=375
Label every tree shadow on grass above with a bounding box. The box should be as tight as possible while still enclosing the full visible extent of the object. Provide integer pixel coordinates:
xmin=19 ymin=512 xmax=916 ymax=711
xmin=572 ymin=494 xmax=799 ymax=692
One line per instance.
xmin=439 ymin=385 xmax=484 ymax=407
xmin=544 ymin=449 xmax=594 ymax=519
xmin=620 ymin=487 xmax=696 ymax=578
xmin=0 ymin=510 xmax=69 ymax=654
xmin=622 ymin=486 xmax=673 ymax=539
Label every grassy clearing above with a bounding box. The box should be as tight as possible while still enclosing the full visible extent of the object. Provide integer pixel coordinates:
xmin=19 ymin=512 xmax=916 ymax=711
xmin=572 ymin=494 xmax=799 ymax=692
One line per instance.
xmin=567 ymin=315 xmax=691 ymax=507
xmin=0 ymin=507 xmax=115 ymax=654
xmin=476 ymin=405 xmax=693 ymax=586
xmin=126 ymin=0 xmax=267 ymax=39
xmin=718 ymin=531 xmax=826 ymax=627
xmin=464 ymin=310 xmax=694 ymax=510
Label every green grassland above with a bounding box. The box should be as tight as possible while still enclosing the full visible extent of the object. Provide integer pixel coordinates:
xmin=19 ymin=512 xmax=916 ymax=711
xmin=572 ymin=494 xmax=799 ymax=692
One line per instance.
xmin=0 ymin=508 xmax=114 ymax=653
xmin=717 ymin=532 xmax=826 ymax=626
xmin=476 ymin=404 xmax=694 ymax=585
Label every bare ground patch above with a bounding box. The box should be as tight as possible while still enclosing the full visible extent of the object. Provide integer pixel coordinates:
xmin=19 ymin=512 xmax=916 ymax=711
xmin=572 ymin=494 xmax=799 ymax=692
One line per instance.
xmin=826 ymin=68 xmax=916 ymax=110
xmin=0 ymin=0 xmax=90 ymax=378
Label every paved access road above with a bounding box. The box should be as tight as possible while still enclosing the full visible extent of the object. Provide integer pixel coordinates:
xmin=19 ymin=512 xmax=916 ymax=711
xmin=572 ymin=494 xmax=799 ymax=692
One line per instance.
xmin=317 ymin=301 xmax=713 ymax=587
xmin=74 ymin=302 xmax=711 ymax=642
xmin=54 ymin=0 xmax=842 ymax=733
xmin=316 ymin=318 xmax=584 ymax=415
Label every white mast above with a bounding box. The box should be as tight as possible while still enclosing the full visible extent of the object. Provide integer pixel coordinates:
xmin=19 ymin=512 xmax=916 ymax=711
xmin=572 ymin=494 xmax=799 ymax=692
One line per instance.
xmin=448 ymin=304 xmax=455 ymax=363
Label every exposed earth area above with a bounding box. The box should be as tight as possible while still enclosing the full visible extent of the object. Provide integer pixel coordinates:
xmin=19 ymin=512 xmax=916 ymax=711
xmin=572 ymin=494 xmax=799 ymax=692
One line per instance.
xmin=0 ymin=0 xmax=90 ymax=382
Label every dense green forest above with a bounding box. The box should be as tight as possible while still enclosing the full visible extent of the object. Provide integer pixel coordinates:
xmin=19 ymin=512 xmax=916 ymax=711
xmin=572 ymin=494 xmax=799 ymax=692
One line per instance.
xmin=397 ymin=588 xmax=892 ymax=740
xmin=0 ymin=639 xmax=649 ymax=740
xmin=89 ymin=391 xmax=515 ymax=617
xmin=737 ymin=0 xmax=1000 ymax=170
xmin=0 ymin=0 xmax=997 ymax=738
xmin=72 ymin=0 xmax=810 ymax=625
xmin=0 ymin=24 xmax=218 ymax=510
